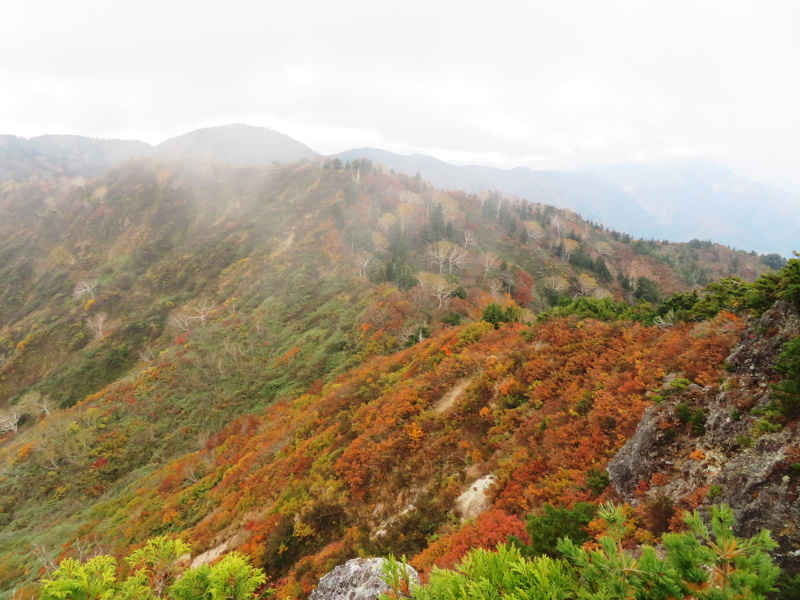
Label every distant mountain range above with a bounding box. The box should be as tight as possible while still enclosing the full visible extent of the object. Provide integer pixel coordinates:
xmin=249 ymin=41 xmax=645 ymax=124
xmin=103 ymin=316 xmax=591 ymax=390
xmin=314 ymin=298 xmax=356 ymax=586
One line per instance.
xmin=0 ymin=124 xmax=317 ymax=182
xmin=334 ymin=149 xmax=799 ymax=257
xmin=0 ymin=124 xmax=796 ymax=256
xmin=588 ymin=159 xmax=800 ymax=256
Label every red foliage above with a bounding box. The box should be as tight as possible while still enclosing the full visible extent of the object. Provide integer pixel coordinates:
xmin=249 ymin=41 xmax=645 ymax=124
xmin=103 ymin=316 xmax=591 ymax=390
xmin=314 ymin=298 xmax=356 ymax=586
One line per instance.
xmin=412 ymin=509 xmax=529 ymax=573
xmin=512 ymin=270 xmax=535 ymax=306
xmin=75 ymin=310 xmax=742 ymax=590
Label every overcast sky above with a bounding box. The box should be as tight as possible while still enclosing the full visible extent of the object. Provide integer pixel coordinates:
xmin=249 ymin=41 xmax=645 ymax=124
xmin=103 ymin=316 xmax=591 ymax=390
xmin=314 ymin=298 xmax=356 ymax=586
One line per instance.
xmin=3 ymin=1 xmax=799 ymax=184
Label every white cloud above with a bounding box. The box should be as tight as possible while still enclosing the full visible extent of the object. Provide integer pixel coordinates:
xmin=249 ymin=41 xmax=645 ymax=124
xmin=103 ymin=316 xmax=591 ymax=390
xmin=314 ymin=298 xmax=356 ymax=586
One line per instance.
xmin=2 ymin=0 xmax=800 ymax=183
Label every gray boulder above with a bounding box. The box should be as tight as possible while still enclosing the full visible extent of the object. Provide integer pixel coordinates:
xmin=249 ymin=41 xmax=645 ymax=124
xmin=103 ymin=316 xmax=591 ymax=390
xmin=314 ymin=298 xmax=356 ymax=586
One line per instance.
xmin=309 ymin=557 xmax=420 ymax=600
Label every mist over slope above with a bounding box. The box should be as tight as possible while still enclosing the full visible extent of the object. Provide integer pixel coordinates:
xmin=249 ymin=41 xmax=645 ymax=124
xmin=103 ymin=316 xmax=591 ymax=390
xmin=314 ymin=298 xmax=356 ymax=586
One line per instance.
xmin=0 ymin=134 xmax=151 ymax=181
xmin=3 ymin=123 xmax=796 ymax=256
xmin=0 ymin=124 xmax=316 ymax=182
xmin=153 ymin=123 xmax=318 ymax=166
xmin=335 ymin=148 xmax=800 ymax=257
xmin=333 ymin=148 xmax=659 ymax=239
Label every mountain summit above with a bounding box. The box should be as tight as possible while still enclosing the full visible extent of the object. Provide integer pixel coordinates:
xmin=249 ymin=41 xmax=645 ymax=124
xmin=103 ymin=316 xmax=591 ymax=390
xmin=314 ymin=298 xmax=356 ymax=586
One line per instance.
xmin=154 ymin=123 xmax=318 ymax=166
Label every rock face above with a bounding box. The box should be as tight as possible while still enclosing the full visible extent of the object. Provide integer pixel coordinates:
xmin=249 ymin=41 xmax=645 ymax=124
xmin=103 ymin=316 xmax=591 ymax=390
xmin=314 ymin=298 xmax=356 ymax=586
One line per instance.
xmin=309 ymin=558 xmax=420 ymax=600
xmin=608 ymin=301 xmax=800 ymax=572
xmin=455 ymin=474 xmax=496 ymax=521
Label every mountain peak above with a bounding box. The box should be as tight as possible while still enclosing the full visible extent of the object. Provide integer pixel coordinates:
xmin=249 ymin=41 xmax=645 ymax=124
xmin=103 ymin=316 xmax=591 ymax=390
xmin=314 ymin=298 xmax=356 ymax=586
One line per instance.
xmin=154 ymin=123 xmax=318 ymax=166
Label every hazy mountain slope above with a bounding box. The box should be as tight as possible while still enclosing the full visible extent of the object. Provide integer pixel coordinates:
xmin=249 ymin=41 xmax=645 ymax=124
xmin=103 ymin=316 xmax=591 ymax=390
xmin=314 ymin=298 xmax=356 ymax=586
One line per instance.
xmin=0 ymin=125 xmax=318 ymax=185
xmin=0 ymin=134 xmax=152 ymax=181
xmin=154 ymin=124 xmax=318 ymax=166
xmin=335 ymin=149 xmax=800 ymax=256
xmin=333 ymin=148 xmax=659 ymax=237
xmin=591 ymin=159 xmax=800 ymax=256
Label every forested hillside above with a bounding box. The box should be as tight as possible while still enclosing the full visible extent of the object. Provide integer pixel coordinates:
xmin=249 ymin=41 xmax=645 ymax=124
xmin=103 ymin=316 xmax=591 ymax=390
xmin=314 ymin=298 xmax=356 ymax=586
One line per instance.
xmin=0 ymin=155 xmax=794 ymax=598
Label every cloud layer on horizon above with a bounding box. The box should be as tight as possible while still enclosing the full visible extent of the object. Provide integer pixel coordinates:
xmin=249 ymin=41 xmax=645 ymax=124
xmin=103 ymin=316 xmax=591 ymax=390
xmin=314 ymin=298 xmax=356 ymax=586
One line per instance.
xmin=3 ymin=0 xmax=799 ymax=183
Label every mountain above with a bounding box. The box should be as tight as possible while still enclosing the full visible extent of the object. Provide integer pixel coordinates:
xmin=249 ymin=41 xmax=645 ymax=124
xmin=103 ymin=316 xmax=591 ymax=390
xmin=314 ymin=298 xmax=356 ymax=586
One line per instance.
xmin=0 ymin=151 xmax=791 ymax=597
xmin=590 ymin=159 xmax=800 ymax=256
xmin=334 ymin=149 xmax=800 ymax=257
xmin=333 ymin=148 xmax=660 ymax=239
xmin=5 ymin=126 xmax=795 ymax=257
xmin=154 ymin=123 xmax=318 ymax=166
xmin=0 ymin=134 xmax=151 ymax=181
xmin=0 ymin=125 xmax=317 ymax=185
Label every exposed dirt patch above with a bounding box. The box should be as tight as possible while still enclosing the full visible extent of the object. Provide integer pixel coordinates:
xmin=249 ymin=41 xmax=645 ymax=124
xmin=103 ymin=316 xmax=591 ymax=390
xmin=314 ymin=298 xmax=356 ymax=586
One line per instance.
xmin=433 ymin=377 xmax=473 ymax=414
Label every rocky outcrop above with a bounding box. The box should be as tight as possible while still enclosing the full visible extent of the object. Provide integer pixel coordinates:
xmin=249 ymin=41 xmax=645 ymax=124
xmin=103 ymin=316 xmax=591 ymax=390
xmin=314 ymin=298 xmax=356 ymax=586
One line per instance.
xmin=454 ymin=474 xmax=496 ymax=521
xmin=608 ymin=301 xmax=800 ymax=572
xmin=309 ymin=558 xmax=420 ymax=600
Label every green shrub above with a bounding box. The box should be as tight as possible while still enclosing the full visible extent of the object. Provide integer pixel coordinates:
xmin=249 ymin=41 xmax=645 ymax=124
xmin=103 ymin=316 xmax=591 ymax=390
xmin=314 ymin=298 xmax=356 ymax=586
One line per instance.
xmin=773 ymin=336 xmax=800 ymax=417
xmin=409 ymin=504 xmax=780 ymax=600
xmin=515 ymin=502 xmax=597 ymax=558
xmin=676 ymin=402 xmax=706 ymax=435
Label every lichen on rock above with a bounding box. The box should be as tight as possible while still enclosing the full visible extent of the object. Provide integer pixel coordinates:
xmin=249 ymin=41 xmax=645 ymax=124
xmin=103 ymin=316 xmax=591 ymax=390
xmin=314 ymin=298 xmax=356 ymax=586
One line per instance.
xmin=309 ymin=557 xmax=420 ymax=600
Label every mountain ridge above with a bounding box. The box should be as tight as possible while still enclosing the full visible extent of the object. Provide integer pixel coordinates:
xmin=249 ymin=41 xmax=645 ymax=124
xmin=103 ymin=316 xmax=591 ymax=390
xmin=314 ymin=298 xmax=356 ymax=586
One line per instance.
xmin=1 ymin=123 xmax=796 ymax=256
xmin=335 ymin=148 xmax=800 ymax=257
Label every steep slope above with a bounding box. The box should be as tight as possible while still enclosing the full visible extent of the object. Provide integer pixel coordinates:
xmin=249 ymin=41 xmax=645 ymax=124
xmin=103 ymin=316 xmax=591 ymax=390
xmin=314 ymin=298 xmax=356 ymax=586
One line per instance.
xmin=154 ymin=124 xmax=318 ymax=166
xmin=609 ymin=295 xmax=800 ymax=572
xmin=335 ymin=149 xmax=800 ymax=257
xmin=333 ymin=148 xmax=659 ymax=238
xmin=0 ymin=305 xmax=745 ymax=597
xmin=0 ymin=157 xmax=781 ymax=597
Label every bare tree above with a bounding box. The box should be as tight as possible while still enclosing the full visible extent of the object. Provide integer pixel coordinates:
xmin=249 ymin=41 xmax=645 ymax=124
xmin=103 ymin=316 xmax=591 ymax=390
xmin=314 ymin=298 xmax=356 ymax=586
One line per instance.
xmin=418 ymin=272 xmax=457 ymax=308
xmin=487 ymin=279 xmax=504 ymax=296
xmin=575 ymin=273 xmax=599 ymax=296
xmin=426 ymin=242 xmax=449 ymax=273
xmin=398 ymin=190 xmax=421 ymax=206
xmin=21 ymin=391 xmax=52 ymax=417
xmin=654 ymin=312 xmax=675 ymax=329
xmin=463 ymin=229 xmax=477 ymax=249
xmin=446 ymin=243 xmax=469 ymax=273
xmin=72 ymin=279 xmax=98 ymax=301
xmin=0 ymin=410 xmax=20 ymax=434
xmin=86 ymin=313 xmax=109 ymax=339
xmin=33 ymin=544 xmax=57 ymax=577
xmin=544 ymin=276 xmax=570 ymax=293
xmin=481 ymin=251 xmax=500 ymax=279
xmin=138 ymin=343 xmax=156 ymax=362
xmin=169 ymin=311 xmax=193 ymax=331
xmin=551 ymin=216 xmax=566 ymax=239
xmin=190 ymin=300 xmax=214 ymax=326
xmin=356 ymin=253 xmax=373 ymax=278
xmin=223 ymin=338 xmax=246 ymax=362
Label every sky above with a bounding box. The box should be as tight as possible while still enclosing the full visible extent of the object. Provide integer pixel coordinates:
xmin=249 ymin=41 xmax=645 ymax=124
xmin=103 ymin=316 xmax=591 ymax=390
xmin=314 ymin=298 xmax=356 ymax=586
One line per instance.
xmin=3 ymin=0 xmax=800 ymax=185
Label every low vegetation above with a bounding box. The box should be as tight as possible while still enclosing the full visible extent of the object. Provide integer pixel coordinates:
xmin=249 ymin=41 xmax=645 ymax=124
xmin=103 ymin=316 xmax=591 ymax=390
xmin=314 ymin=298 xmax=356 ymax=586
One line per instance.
xmin=0 ymin=157 xmax=796 ymax=598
